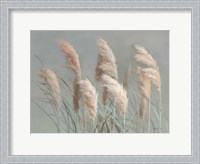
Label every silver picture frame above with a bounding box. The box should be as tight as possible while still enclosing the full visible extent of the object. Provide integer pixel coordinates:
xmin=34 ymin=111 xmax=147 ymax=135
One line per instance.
xmin=0 ymin=0 xmax=199 ymax=163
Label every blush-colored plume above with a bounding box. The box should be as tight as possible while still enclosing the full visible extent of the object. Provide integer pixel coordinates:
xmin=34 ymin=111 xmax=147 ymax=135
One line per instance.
xmin=78 ymin=79 xmax=98 ymax=121
xmin=95 ymin=38 xmax=118 ymax=81
xmin=39 ymin=68 xmax=61 ymax=111
xmin=58 ymin=40 xmax=81 ymax=77
xmin=101 ymin=74 xmax=128 ymax=114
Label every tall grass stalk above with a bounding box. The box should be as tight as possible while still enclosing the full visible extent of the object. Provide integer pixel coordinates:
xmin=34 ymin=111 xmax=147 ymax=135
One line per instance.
xmin=148 ymin=97 xmax=151 ymax=133
xmin=124 ymin=112 xmax=126 ymax=132
xmin=95 ymin=38 xmax=118 ymax=106
xmin=134 ymin=44 xmax=161 ymax=133
xmin=111 ymin=101 xmax=116 ymax=132
xmin=159 ymin=91 xmax=162 ymax=132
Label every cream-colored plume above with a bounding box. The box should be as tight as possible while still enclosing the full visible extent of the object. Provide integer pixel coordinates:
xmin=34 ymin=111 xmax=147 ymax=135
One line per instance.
xmin=101 ymin=74 xmax=128 ymax=114
xmin=134 ymin=44 xmax=161 ymax=92
xmin=95 ymin=38 xmax=118 ymax=80
xmin=142 ymin=67 xmax=161 ymax=92
xmin=134 ymin=44 xmax=157 ymax=68
xmin=78 ymin=79 xmax=98 ymax=121
xmin=39 ymin=68 xmax=61 ymax=111
xmin=134 ymin=45 xmax=161 ymax=121
xmin=136 ymin=67 xmax=152 ymax=99
xmin=58 ymin=40 xmax=81 ymax=77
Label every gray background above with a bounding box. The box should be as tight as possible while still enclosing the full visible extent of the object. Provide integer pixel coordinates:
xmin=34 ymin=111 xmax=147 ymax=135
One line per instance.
xmin=31 ymin=30 xmax=169 ymax=133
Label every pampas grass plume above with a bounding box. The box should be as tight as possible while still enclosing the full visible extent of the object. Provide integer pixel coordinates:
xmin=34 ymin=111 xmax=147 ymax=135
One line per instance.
xmin=134 ymin=44 xmax=157 ymax=69
xmin=101 ymin=74 xmax=128 ymax=114
xmin=78 ymin=79 xmax=98 ymax=121
xmin=134 ymin=44 xmax=161 ymax=92
xmin=136 ymin=67 xmax=152 ymax=99
xmin=58 ymin=40 xmax=81 ymax=77
xmin=95 ymin=38 xmax=118 ymax=80
xmin=39 ymin=68 xmax=61 ymax=111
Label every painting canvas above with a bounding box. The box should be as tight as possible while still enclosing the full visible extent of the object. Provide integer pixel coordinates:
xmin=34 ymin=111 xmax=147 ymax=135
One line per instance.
xmin=31 ymin=31 xmax=169 ymax=133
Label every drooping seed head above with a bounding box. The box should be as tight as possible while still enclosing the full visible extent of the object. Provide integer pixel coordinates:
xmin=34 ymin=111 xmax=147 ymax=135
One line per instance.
xmin=95 ymin=38 xmax=118 ymax=81
xmin=136 ymin=67 xmax=152 ymax=99
xmin=101 ymin=74 xmax=128 ymax=114
xmin=39 ymin=68 xmax=61 ymax=111
xmin=78 ymin=79 xmax=98 ymax=121
xmin=134 ymin=44 xmax=157 ymax=68
xmin=142 ymin=67 xmax=161 ymax=92
xmin=58 ymin=40 xmax=81 ymax=77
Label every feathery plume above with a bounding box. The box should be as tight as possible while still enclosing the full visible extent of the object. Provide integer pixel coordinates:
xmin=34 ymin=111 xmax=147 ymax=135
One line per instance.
xmin=39 ymin=68 xmax=61 ymax=111
xmin=101 ymin=74 xmax=128 ymax=114
xmin=95 ymin=38 xmax=118 ymax=80
xmin=134 ymin=44 xmax=157 ymax=69
xmin=136 ymin=67 xmax=151 ymax=120
xmin=58 ymin=40 xmax=81 ymax=77
xmin=134 ymin=45 xmax=161 ymax=126
xmin=142 ymin=67 xmax=161 ymax=92
xmin=134 ymin=44 xmax=161 ymax=92
xmin=136 ymin=67 xmax=152 ymax=99
xmin=78 ymin=79 xmax=98 ymax=121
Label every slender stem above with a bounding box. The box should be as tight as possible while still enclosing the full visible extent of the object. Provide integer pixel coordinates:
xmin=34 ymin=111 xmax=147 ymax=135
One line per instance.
xmin=159 ymin=91 xmax=162 ymax=132
xmin=111 ymin=101 xmax=116 ymax=132
xmin=124 ymin=112 xmax=126 ymax=133
xmin=148 ymin=97 xmax=151 ymax=133
xmin=82 ymin=109 xmax=86 ymax=130
xmin=140 ymin=119 xmax=143 ymax=133
xmin=61 ymin=109 xmax=68 ymax=127
xmin=91 ymin=120 xmax=93 ymax=133
xmin=32 ymin=101 xmax=61 ymax=132
xmin=114 ymin=107 xmax=115 ymax=120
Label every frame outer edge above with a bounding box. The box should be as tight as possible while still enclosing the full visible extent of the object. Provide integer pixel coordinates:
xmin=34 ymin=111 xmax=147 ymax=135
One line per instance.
xmin=0 ymin=0 xmax=199 ymax=163
xmin=0 ymin=0 xmax=2 ymax=163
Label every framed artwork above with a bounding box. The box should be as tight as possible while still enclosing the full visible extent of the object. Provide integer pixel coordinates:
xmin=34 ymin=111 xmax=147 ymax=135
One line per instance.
xmin=0 ymin=0 xmax=199 ymax=163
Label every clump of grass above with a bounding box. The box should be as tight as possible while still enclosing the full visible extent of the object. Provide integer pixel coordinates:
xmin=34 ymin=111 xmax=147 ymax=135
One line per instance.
xmin=33 ymin=38 xmax=167 ymax=133
xmin=102 ymin=74 xmax=128 ymax=114
xmin=136 ymin=67 xmax=151 ymax=119
xmin=101 ymin=74 xmax=128 ymax=130
xmin=134 ymin=44 xmax=161 ymax=132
